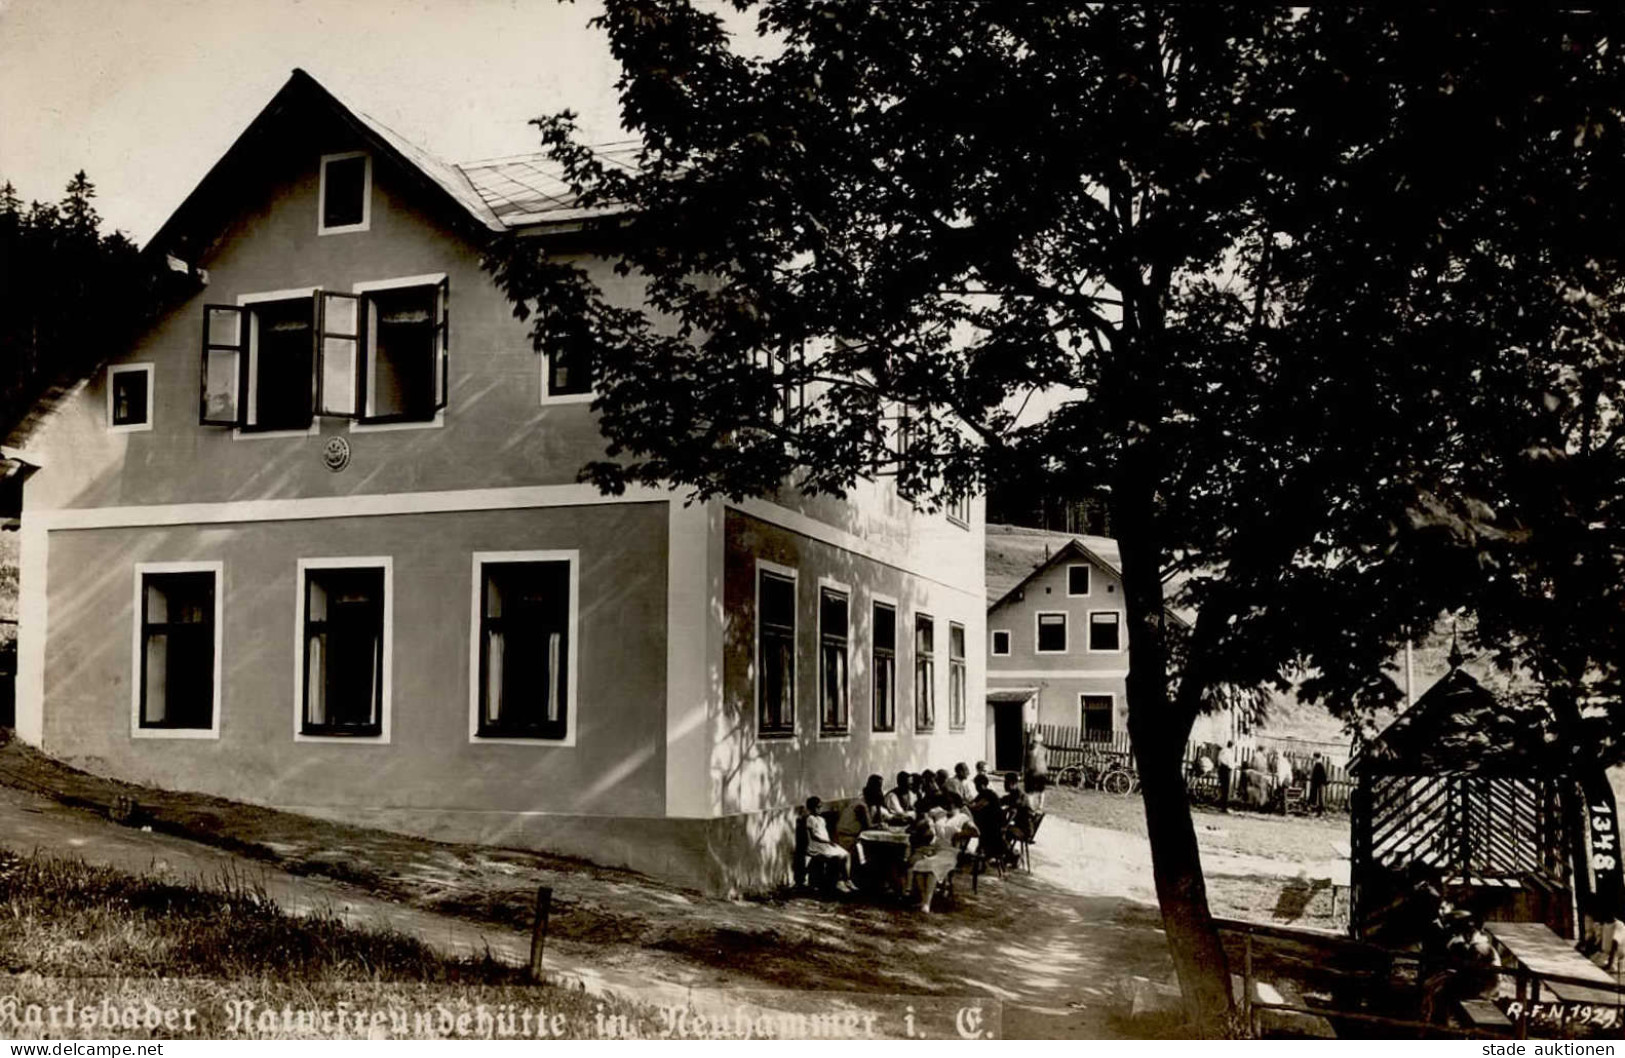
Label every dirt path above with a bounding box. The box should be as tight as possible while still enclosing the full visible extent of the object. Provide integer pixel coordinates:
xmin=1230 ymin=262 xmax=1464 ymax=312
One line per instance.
xmin=0 ymin=774 xmax=1174 ymax=1037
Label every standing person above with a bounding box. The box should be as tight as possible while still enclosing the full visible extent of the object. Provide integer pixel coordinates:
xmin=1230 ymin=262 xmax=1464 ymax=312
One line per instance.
xmin=1024 ymin=728 xmax=1050 ymax=811
xmin=1217 ymin=741 xmax=1236 ymax=813
xmin=1273 ymin=751 xmax=1294 ymax=814
xmin=1310 ymin=753 xmax=1329 ymax=816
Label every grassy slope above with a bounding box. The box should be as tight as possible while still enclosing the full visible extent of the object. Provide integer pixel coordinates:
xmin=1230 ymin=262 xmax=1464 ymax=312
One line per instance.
xmin=0 ymin=848 xmax=649 ymax=1040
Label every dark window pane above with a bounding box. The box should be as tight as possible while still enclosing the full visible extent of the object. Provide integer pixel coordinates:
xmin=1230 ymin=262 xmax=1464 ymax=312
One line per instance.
xmin=760 ymin=571 xmax=795 ymax=629
xmin=323 ymin=155 xmax=367 ymax=229
xmin=303 ymin=568 xmax=384 ymax=735
xmin=479 ymin=561 xmax=571 ymax=739
xmin=819 ymin=589 xmax=848 ymax=640
xmin=549 ymin=347 xmax=592 ymax=397
xmin=1090 ymin=612 xmax=1121 ymax=651
xmin=872 ymin=602 xmax=895 ymax=733
xmin=1068 ymin=565 xmax=1090 ymax=595
xmin=140 ymin=572 xmax=215 ymax=730
xmin=1083 ymin=695 xmax=1114 ymax=739
xmin=112 ymin=370 xmax=148 ymax=426
xmin=992 ymin=630 xmax=1010 ymax=655
xmin=367 ymin=286 xmax=437 ymax=420
xmin=1037 ymin=613 xmax=1067 ymax=652
xmin=250 ymin=298 xmax=314 ymax=430
xmin=758 ymin=570 xmax=795 ymax=735
xmin=873 ymin=602 xmax=896 ymax=652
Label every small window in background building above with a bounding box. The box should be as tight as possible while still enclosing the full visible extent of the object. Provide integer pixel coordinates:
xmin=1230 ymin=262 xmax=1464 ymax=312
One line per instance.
xmin=320 ymin=153 xmax=369 ymax=232
xmin=1082 ymin=694 xmax=1114 ymax=739
xmin=872 ymin=601 xmax=896 ymax=733
xmin=302 ymin=567 xmax=385 ymax=736
xmin=991 ymin=629 xmax=1011 ymax=656
xmin=914 ymin=614 xmax=935 ymax=732
xmin=1037 ymin=612 xmax=1067 ymax=653
xmin=139 ymin=571 xmax=216 ymax=730
xmin=1089 ymin=611 xmax=1122 ymax=652
xmin=819 ymin=587 xmax=849 ymax=735
xmin=478 ymin=560 xmax=572 ymax=740
xmin=1068 ymin=564 xmax=1091 ymax=597
xmin=948 ymin=622 xmax=966 ymax=730
xmin=758 ymin=569 xmax=796 ymax=737
xmin=109 ymin=365 xmax=151 ymax=429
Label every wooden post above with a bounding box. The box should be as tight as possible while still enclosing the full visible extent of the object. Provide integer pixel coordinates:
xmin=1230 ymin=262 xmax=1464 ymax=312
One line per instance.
xmin=1242 ymin=932 xmax=1254 ymax=1037
xmin=528 ymin=885 xmax=552 ymax=983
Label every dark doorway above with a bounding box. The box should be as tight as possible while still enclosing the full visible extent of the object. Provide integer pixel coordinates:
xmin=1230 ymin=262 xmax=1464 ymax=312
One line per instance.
xmin=993 ymin=702 xmax=1024 ymax=772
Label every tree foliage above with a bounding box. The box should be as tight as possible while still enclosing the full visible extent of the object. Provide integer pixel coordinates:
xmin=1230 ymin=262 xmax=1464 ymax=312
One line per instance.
xmin=487 ymin=3 xmax=1625 ymax=1023
xmin=0 ymin=172 xmax=164 ymax=439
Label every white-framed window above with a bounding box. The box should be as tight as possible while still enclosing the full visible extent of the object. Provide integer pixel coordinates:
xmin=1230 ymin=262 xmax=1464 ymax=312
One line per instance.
xmin=870 ymin=593 xmax=898 ymax=736
xmin=203 ymin=279 xmax=449 ymax=434
xmin=948 ymin=621 xmax=966 ymax=730
xmin=347 ymin=274 xmax=449 ymax=430
xmin=202 ymin=289 xmax=323 ymax=436
xmin=318 ymin=151 xmax=372 ymax=235
xmin=1067 ymin=563 xmax=1092 ymax=597
xmin=107 ymin=363 xmax=154 ymax=432
xmin=913 ymin=612 xmax=935 ymax=733
xmin=540 ymin=349 xmax=594 ymax=404
xmin=947 ymin=494 xmax=971 ymax=528
xmin=1088 ymin=610 xmax=1124 ymax=653
xmin=990 ymin=629 xmax=1011 ymax=657
xmin=1081 ymin=693 xmax=1115 ymax=739
xmin=818 ymin=577 xmax=850 ymax=738
xmin=756 ymin=559 xmax=797 ymax=738
xmin=130 ymin=561 xmax=223 ymax=739
xmin=294 ymin=556 xmax=392 ymax=742
xmin=468 ymin=550 xmax=579 ymax=745
xmin=1035 ymin=611 xmax=1068 ymax=654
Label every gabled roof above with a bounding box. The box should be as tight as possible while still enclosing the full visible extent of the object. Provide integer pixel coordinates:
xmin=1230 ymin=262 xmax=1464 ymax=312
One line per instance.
xmin=1354 ymin=666 xmax=1562 ymax=777
xmin=148 ymin=69 xmax=630 ymax=262
xmin=987 ymin=537 xmax=1121 ymax=614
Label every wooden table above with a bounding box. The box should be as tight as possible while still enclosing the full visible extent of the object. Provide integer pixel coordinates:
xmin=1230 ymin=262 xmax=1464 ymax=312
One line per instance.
xmin=1488 ymin=921 xmax=1622 ymax=1004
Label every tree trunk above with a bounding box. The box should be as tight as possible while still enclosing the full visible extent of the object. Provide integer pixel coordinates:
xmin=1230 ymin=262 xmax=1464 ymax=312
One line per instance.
xmin=1115 ymin=482 xmax=1235 ymax=1031
xmin=1128 ymin=702 xmax=1235 ymax=1031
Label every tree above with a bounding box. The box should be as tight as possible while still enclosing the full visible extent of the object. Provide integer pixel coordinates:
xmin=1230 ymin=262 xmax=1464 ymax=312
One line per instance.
xmin=0 ymin=171 xmax=164 ymax=439
xmin=487 ymin=3 xmax=1625 ymax=1027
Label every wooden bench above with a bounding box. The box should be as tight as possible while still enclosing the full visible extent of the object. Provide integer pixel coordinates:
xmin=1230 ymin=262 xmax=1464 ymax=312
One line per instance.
xmin=1458 ymin=999 xmax=1514 ymax=1031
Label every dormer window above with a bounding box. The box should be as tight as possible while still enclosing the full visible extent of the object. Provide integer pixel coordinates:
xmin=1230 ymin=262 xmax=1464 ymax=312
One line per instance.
xmin=319 ymin=151 xmax=371 ymax=235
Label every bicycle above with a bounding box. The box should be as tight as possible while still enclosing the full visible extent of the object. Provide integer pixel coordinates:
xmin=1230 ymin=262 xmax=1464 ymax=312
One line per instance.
xmin=1098 ymin=763 xmax=1139 ymax=796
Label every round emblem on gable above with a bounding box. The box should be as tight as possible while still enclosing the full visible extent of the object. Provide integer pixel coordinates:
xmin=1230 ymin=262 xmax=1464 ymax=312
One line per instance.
xmin=322 ymin=436 xmax=351 ymax=472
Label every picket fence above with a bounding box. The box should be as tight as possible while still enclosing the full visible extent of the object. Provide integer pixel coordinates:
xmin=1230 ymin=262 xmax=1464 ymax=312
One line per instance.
xmin=1028 ymin=721 xmax=1354 ymax=812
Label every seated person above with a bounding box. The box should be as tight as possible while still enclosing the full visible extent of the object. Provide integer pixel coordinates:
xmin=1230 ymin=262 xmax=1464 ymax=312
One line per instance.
xmin=1002 ymin=773 xmax=1038 ymax=858
xmin=802 ymin=797 xmax=856 ymax=893
xmin=915 ymin=771 xmax=945 ymax=814
xmin=883 ymin=771 xmax=915 ymax=818
xmin=907 ymin=793 xmax=978 ymax=913
xmin=947 ymin=762 xmax=974 ymax=801
xmin=834 ymin=783 xmax=880 ymax=857
xmin=975 ymin=761 xmax=990 ymax=781
xmin=968 ymin=773 xmax=1006 ymax=861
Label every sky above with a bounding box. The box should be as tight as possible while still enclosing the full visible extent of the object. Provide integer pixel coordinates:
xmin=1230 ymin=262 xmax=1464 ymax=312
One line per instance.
xmin=0 ymin=0 xmax=650 ymax=244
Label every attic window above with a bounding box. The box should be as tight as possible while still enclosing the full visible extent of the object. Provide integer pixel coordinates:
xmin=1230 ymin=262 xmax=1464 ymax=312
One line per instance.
xmin=1067 ymin=564 xmax=1091 ymax=597
xmin=107 ymin=363 xmax=153 ymax=432
xmin=319 ymin=152 xmax=371 ymax=234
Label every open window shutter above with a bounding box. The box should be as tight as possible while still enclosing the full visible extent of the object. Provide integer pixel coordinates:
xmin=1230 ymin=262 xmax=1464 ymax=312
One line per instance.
xmin=200 ymin=304 xmax=245 ymax=426
xmin=315 ymin=291 xmax=361 ymax=417
xmin=434 ymin=277 xmax=449 ymax=411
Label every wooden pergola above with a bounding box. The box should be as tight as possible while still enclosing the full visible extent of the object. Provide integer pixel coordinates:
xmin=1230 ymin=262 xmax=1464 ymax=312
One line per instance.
xmin=1349 ymin=667 xmax=1580 ymax=941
